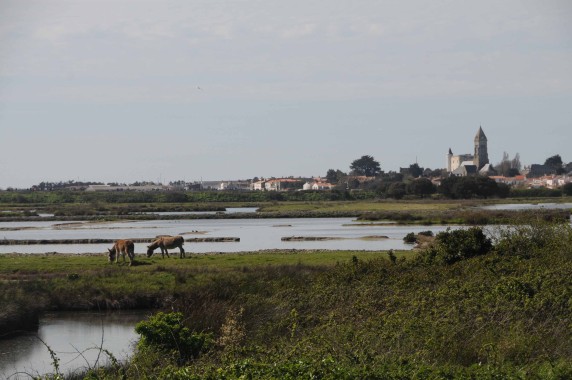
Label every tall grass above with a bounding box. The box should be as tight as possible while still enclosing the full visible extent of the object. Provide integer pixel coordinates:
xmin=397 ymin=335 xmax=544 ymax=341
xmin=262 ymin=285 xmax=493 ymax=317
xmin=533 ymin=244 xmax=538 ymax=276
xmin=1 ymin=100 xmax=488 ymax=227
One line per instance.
xmin=3 ymin=218 xmax=572 ymax=378
xmin=118 ymin=219 xmax=572 ymax=378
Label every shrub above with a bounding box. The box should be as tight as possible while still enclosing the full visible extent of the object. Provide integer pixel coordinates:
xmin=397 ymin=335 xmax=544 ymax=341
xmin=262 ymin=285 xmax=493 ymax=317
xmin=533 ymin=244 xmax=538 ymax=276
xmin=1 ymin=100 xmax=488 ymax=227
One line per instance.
xmin=135 ymin=312 xmax=213 ymax=363
xmin=563 ymin=182 xmax=572 ymax=196
xmin=421 ymin=227 xmax=492 ymax=265
xmin=403 ymin=232 xmax=417 ymax=244
xmin=492 ymin=219 xmax=572 ymax=259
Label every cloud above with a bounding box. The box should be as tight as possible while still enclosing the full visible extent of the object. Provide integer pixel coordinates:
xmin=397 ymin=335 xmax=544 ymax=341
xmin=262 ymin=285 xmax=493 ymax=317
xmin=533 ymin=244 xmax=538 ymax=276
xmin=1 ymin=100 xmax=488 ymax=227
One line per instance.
xmin=1 ymin=1 xmax=571 ymax=105
xmin=280 ymin=23 xmax=318 ymax=39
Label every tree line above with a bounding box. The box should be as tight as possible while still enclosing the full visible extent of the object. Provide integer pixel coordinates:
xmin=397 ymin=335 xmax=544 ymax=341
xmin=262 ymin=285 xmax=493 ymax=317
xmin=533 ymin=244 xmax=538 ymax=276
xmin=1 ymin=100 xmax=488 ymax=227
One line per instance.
xmin=3 ymin=177 xmax=569 ymax=205
xmin=3 ymin=153 xmax=570 ymax=201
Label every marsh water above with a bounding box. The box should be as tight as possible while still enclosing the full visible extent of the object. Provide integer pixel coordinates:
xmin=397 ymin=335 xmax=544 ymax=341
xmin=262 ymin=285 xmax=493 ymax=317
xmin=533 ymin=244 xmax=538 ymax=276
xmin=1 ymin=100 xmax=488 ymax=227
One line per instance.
xmin=0 ymin=310 xmax=150 ymax=379
xmin=0 ymin=217 xmax=456 ymax=254
xmin=478 ymin=202 xmax=572 ymax=211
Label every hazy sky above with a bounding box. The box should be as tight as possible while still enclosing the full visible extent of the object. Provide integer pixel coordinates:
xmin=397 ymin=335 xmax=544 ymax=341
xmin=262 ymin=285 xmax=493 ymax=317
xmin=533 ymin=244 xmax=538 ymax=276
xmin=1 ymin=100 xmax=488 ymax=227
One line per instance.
xmin=1 ymin=0 xmax=571 ymax=188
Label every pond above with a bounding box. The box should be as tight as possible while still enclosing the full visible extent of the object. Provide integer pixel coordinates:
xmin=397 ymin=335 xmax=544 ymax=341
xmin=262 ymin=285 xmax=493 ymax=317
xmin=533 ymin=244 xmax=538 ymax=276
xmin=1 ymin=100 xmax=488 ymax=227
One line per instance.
xmin=1 ymin=207 xmax=259 ymax=219
xmin=478 ymin=202 xmax=572 ymax=211
xmin=0 ymin=310 xmax=150 ymax=379
xmin=0 ymin=218 xmax=455 ymax=254
xmin=133 ymin=207 xmax=259 ymax=216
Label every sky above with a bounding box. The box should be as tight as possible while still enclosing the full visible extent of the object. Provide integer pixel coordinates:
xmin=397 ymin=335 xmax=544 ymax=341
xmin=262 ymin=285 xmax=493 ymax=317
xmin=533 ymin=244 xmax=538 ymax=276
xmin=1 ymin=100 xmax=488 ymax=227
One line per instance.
xmin=1 ymin=0 xmax=571 ymax=189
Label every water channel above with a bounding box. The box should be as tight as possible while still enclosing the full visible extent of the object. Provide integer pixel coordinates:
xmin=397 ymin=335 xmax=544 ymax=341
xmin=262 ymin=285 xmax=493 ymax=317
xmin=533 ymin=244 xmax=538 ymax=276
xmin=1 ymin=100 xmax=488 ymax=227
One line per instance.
xmin=478 ymin=202 xmax=572 ymax=211
xmin=0 ymin=310 xmax=150 ymax=379
xmin=0 ymin=217 xmax=455 ymax=255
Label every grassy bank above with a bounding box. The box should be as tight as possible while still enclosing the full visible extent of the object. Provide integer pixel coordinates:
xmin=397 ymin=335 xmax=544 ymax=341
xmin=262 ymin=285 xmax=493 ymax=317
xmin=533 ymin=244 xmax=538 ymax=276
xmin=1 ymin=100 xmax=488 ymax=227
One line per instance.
xmin=0 ymin=249 xmax=402 ymax=337
xmin=122 ymin=220 xmax=572 ymax=379
xmin=2 ymin=218 xmax=572 ymax=378
xmin=1 ymin=199 xmax=570 ymax=225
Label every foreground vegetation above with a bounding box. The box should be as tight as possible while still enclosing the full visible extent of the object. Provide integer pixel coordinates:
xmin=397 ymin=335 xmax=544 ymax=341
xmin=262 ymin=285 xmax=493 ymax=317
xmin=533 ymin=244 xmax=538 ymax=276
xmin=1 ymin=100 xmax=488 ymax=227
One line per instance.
xmin=2 ymin=214 xmax=572 ymax=379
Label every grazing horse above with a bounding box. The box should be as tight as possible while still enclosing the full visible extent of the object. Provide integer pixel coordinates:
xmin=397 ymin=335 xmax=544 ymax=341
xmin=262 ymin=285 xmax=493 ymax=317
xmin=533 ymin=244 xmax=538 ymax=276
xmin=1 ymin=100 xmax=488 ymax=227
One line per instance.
xmin=108 ymin=239 xmax=135 ymax=266
xmin=147 ymin=235 xmax=185 ymax=258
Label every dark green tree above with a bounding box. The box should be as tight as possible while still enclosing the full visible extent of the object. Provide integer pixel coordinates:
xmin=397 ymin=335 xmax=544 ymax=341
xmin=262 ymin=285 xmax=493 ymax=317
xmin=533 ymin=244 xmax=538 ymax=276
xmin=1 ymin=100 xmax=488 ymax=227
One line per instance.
xmin=496 ymin=182 xmax=510 ymax=198
xmin=350 ymin=155 xmax=381 ymax=177
xmin=507 ymin=168 xmax=520 ymax=177
xmin=426 ymin=168 xmax=447 ymax=178
xmin=562 ymin=182 xmax=572 ymax=196
xmin=347 ymin=178 xmax=361 ymax=190
xmin=407 ymin=178 xmax=435 ymax=198
xmin=453 ymin=177 xmax=479 ymax=199
xmin=387 ymin=182 xmax=406 ymax=199
xmin=545 ymin=154 xmax=565 ymax=174
xmin=438 ymin=176 xmax=457 ymax=198
xmin=545 ymin=154 xmax=563 ymax=168
xmin=439 ymin=176 xmax=500 ymax=199
xmin=326 ymin=169 xmax=346 ymax=184
xmin=475 ymin=176 xmax=499 ymax=199
xmin=380 ymin=171 xmax=403 ymax=182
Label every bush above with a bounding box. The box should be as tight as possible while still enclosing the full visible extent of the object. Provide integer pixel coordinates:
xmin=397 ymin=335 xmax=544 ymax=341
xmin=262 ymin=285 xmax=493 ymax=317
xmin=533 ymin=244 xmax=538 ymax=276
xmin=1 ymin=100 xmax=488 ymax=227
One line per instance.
xmin=403 ymin=232 xmax=417 ymax=244
xmin=135 ymin=312 xmax=213 ymax=363
xmin=421 ymin=227 xmax=492 ymax=265
xmin=562 ymin=182 xmax=572 ymax=196
xmin=492 ymin=219 xmax=572 ymax=259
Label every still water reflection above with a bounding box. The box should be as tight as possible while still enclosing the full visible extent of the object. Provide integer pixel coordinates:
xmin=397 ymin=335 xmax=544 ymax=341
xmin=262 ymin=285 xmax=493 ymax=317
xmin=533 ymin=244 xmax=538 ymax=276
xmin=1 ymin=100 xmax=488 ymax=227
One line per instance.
xmin=0 ymin=311 xmax=149 ymax=379
xmin=478 ymin=202 xmax=572 ymax=210
xmin=0 ymin=218 xmax=456 ymax=254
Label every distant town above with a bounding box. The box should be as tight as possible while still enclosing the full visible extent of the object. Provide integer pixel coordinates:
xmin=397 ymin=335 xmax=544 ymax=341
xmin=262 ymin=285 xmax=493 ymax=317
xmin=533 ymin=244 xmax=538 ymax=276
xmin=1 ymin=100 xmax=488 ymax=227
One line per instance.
xmin=4 ymin=128 xmax=571 ymax=198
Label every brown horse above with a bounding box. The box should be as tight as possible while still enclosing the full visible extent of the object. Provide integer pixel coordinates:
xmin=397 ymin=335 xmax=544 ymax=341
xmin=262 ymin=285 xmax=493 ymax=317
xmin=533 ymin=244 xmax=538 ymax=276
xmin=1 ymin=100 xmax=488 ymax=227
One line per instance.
xmin=108 ymin=239 xmax=135 ymax=266
xmin=147 ymin=235 xmax=185 ymax=258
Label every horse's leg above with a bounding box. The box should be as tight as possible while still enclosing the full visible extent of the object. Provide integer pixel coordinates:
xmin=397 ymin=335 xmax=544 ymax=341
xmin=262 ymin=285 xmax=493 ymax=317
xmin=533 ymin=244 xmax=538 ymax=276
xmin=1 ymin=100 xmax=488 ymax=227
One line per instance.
xmin=179 ymin=245 xmax=185 ymax=259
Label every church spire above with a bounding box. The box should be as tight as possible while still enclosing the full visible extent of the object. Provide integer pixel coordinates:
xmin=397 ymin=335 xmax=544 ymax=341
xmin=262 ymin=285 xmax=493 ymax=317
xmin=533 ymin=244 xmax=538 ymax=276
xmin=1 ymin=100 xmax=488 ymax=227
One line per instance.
xmin=474 ymin=126 xmax=489 ymax=169
xmin=474 ymin=126 xmax=487 ymax=142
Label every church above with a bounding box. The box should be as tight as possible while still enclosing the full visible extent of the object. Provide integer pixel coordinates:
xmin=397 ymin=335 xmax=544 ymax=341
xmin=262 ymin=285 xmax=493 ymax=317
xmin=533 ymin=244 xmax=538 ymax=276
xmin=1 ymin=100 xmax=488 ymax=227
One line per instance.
xmin=447 ymin=127 xmax=495 ymax=176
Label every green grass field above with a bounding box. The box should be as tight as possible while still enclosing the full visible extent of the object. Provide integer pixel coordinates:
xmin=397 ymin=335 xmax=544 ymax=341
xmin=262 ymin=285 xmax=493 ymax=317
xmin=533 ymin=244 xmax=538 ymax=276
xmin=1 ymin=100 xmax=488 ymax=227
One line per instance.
xmin=0 ymin=249 xmax=410 ymax=280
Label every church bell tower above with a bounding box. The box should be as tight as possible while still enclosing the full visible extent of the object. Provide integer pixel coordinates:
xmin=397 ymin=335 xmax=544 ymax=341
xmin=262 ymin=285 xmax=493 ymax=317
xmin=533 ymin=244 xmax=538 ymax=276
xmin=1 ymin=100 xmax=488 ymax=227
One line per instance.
xmin=474 ymin=126 xmax=489 ymax=170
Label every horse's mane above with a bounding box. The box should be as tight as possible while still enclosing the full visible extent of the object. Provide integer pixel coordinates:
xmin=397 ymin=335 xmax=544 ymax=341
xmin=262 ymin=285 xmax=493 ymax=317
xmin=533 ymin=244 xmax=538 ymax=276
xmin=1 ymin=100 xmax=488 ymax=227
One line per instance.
xmin=147 ymin=238 xmax=162 ymax=249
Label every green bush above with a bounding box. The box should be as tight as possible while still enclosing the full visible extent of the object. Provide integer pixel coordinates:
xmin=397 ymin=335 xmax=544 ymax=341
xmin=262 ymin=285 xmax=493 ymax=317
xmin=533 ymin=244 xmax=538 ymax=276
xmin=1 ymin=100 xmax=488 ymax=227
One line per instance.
xmin=135 ymin=312 xmax=213 ymax=363
xmin=563 ymin=183 xmax=572 ymax=196
xmin=421 ymin=227 xmax=492 ymax=265
xmin=403 ymin=232 xmax=417 ymax=244
xmin=492 ymin=219 xmax=572 ymax=259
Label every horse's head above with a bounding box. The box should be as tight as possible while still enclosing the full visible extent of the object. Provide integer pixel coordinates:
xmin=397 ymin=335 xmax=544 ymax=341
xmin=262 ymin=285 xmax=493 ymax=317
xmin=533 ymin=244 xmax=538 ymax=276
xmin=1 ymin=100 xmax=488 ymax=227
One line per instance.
xmin=107 ymin=248 xmax=116 ymax=262
xmin=146 ymin=245 xmax=154 ymax=257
